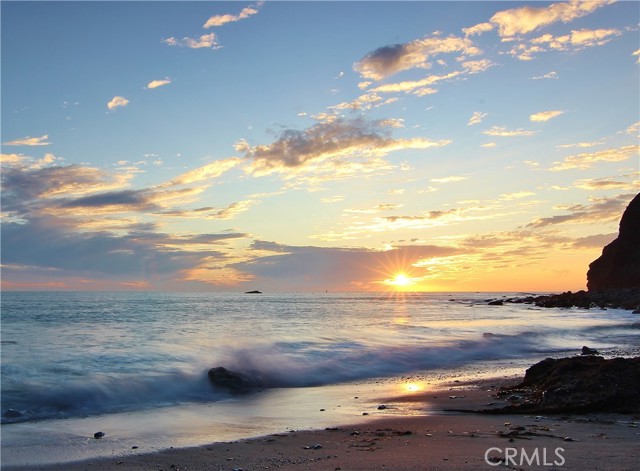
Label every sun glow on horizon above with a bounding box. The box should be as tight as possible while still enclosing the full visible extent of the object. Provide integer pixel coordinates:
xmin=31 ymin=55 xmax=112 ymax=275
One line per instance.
xmin=383 ymin=272 xmax=421 ymax=291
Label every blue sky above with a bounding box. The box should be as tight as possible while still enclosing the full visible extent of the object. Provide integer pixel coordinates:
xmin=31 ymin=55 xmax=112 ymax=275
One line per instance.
xmin=2 ymin=1 xmax=639 ymax=292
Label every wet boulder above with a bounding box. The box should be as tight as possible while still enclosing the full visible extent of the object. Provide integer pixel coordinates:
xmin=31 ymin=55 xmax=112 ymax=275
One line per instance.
xmin=208 ymin=367 xmax=259 ymax=393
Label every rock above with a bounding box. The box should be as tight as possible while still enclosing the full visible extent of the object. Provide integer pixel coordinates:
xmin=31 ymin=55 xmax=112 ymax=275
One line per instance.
xmin=488 ymin=300 xmax=504 ymax=306
xmin=207 ymin=367 xmax=260 ymax=393
xmin=3 ymin=409 xmax=21 ymax=418
xmin=94 ymin=431 xmax=105 ymax=439
xmin=486 ymin=356 xmax=640 ymax=414
xmin=581 ymin=346 xmax=598 ymax=355
xmin=588 ymin=192 xmax=640 ymax=291
xmin=244 ymin=290 xmax=262 ymax=294
xmin=377 ymin=404 xmax=387 ymax=410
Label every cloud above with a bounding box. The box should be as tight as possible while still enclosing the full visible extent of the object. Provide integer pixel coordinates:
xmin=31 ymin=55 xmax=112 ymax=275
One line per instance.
xmin=431 ymin=176 xmax=468 ymax=184
xmin=500 ymin=191 xmax=536 ymax=200
xmin=573 ymin=175 xmax=638 ymax=190
xmin=163 ymin=33 xmax=220 ymax=49
xmin=146 ymin=78 xmax=172 ymax=89
xmin=1 ymin=163 xmax=133 ymax=219
xmin=550 ymin=144 xmax=639 ymax=170
xmin=203 ymin=1 xmax=263 ymax=28
xmin=556 ymin=140 xmax=603 ymax=148
xmin=3 ymin=135 xmax=50 ymax=146
xmin=59 ymin=189 xmax=155 ymax=211
xmin=468 ymin=111 xmax=487 ymax=126
xmin=488 ymin=0 xmax=614 ymax=39
xmin=232 ymin=242 xmax=462 ymax=291
xmin=157 ymin=199 xmax=257 ymax=220
xmin=237 ymin=117 xmax=451 ymax=177
xmin=1 ymin=153 xmax=27 ymax=164
xmin=165 ymin=158 xmax=241 ymax=186
xmin=625 ymin=121 xmax=640 ymax=136
xmin=634 ymin=49 xmax=640 ymax=63
xmin=571 ymin=233 xmax=617 ymax=249
xmin=368 ymin=60 xmax=493 ymax=97
xmin=107 ymin=96 xmax=129 ymax=110
xmin=507 ymin=27 xmax=622 ymax=61
xmin=526 ymin=193 xmax=634 ymax=227
xmin=463 ymin=22 xmax=494 ymax=37
xmin=532 ymin=71 xmax=559 ymax=80
xmin=483 ymin=126 xmax=536 ymax=137
xmin=354 ymin=35 xmax=481 ymax=80
xmin=0 ymin=216 xmax=239 ymax=287
xmin=530 ymin=110 xmax=565 ymax=122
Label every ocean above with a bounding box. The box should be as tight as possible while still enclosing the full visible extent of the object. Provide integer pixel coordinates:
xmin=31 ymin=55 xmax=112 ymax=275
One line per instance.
xmin=1 ymin=291 xmax=639 ymax=466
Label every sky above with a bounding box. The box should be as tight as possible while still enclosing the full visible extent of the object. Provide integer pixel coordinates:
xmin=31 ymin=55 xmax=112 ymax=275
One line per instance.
xmin=1 ymin=0 xmax=639 ymax=293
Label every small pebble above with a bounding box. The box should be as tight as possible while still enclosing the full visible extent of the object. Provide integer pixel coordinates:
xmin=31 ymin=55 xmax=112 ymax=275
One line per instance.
xmin=564 ymin=437 xmax=574 ymax=442
xmin=94 ymin=432 xmax=105 ymax=439
xmin=377 ymin=404 xmax=387 ymax=410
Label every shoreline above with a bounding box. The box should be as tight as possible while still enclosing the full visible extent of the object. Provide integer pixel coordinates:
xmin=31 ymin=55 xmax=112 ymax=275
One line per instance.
xmin=5 ymin=375 xmax=639 ymax=471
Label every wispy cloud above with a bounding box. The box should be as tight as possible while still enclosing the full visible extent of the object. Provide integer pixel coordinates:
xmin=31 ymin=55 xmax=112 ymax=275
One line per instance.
xmin=556 ymin=140 xmax=603 ymax=149
xmin=550 ymin=144 xmax=639 ymax=170
xmin=431 ymin=176 xmax=468 ymax=184
xmin=368 ymin=60 xmax=493 ymax=97
xmin=3 ymin=135 xmax=50 ymax=146
xmin=530 ymin=110 xmax=565 ymax=122
xmin=107 ymin=96 xmax=129 ymax=110
xmin=527 ymin=193 xmax=633 ymax=227
xmin=483 ymin=126 xmax=536 ymax=137
xmin=468 ymin=111 xmax=488 ymax=126
xmin=532 ymin=71 xmax=559 ymax=80
xmin=163 ymin=33 xmax=220 ymax=49
xmin=573 ymin=175 xmax=639 ymax=191
xmin=146 ymin=78 xmax=172 ymax=89
xmin=203 ymin=1 xmax=263 ymax=28
xmin=164 ymin=158 xmax=241 ymax=186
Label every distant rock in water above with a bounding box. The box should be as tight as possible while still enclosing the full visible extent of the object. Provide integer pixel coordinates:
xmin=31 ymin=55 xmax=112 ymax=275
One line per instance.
xmin=244 ymin=290 xmax=262 ymax=294
xmin=587 ymin=192 xmax=640 ymax=291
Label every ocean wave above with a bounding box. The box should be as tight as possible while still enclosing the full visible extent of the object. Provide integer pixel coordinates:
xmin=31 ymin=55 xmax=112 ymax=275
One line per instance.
xmin=1 ymin=331 xmax=550 ymax=423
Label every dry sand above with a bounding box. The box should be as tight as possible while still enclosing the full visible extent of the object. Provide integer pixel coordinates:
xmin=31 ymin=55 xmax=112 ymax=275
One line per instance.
xmin=5 ymin=378 xmax=639 ymax=471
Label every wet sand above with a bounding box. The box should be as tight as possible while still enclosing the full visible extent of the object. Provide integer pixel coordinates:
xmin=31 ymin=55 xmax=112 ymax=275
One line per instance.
xmin=7 ymin=378 xmax=639 ymax=471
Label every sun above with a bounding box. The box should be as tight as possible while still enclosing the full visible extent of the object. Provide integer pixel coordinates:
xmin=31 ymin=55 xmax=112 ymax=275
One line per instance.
xmin=392 ymin=273 xmax=411 ymax=286
xmin=383 ymin=272 xmax=419 ymax=291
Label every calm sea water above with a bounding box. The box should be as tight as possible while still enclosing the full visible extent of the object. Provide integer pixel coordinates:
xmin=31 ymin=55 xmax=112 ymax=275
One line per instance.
xmin=2 ymin=291 xmax=639 ymax=426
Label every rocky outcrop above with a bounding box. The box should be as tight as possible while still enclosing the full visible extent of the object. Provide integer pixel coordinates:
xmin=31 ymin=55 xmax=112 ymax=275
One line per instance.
xmin=587 ymin=193 xmax=640 ymax=291
xmin=485 ymin=356 xmax=640 ymax=414
xmin=504 ymin=289 xmax=640 ymax=311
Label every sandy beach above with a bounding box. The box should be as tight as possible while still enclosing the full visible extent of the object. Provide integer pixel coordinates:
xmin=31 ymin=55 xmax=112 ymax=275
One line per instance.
xmin=7 ymin=376 xmax=639 ymax=471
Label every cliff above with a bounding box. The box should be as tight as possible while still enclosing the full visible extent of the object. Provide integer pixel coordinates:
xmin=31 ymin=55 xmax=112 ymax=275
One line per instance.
xmin=587 ymin=192 xmax=640 ymax=291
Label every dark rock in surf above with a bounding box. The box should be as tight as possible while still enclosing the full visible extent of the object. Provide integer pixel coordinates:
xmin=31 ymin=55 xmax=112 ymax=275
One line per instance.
xmin=488 ymin=300 xmax=504 ymax=306
xmin=581 ymin=346 xmax=598 ymax=355
xmin=94 ymin=431 xmax=105 ymax=439
xmin=245 ymin=290 xmax=262 ymax=294
xmin=208 ymin=366 xmax=260 ymax=393
xmin=3 ymin=409 xmax=21 ymax=419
